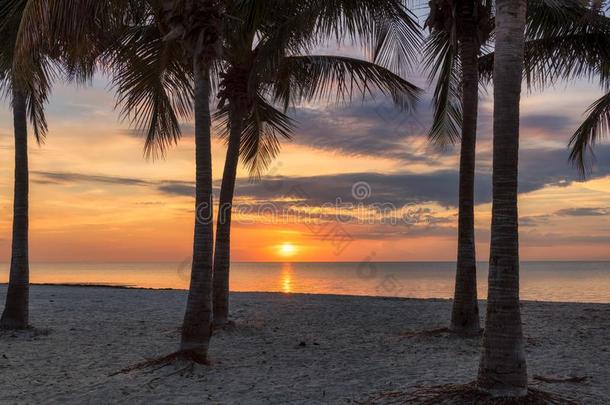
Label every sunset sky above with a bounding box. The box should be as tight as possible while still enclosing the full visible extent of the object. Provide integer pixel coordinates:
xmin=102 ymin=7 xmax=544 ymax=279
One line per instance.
xmin=1 ymin=44 xmax=610 ymax=263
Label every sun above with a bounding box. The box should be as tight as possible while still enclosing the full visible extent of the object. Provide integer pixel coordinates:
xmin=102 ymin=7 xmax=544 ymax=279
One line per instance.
xmin=278 ymin=242 xmax=297 ymax=257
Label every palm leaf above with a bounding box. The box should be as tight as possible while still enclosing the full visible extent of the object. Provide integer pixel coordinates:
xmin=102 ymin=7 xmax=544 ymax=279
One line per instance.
xmin=371 ymin=6 xmax=421 ymax=77
xmin=305 ymin=0 xmax=422 ymax=76
xmin=480 ymin=0 xmax=610 ymax=88
xmin=0 ymin=0 xmax=64 ymax=142
xmin=569 ymin=91 xmax=610 ymax=175
xmin=272 ymin=54 xmax=421 ymax=111
xmin=105 ymin=22 xmax=194 ymax=158
xmin=423 ymin=30 xmax=462 ymax=146
xmin=215 ymin=94 xmax=294 ymax=179
xmin=11 ymin=0 xmax=133 ymax=84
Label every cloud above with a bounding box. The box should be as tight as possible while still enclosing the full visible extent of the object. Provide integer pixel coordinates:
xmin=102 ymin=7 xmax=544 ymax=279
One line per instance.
xmin=282 ymin=97 xmax=597 ymax=191
xmin=157 ymin=181 xmax=196 ymax=197
xmin=288 ymin=97 xmax=453 ymax=163
xmin=519 ymin=145 xmax=610 ymax=191
xmin=554 ymin=207 xmax=610 ymax=217
xmin=32 ymin=171 xmax=152 ymax=186
xmin=232 ymin=143 xmax=610 ymax=208
xmin=518 ymin=206 xmax=610 ymax=232
xmin=32 ymin=171 xmax=198 ymax=198
xmin=520 ymin=113 xmax=576 ymax=133
xmin=513 ymin=207 xmax=610 ymax=230
xmin=233 ymin=171 xmax=489 ymax=208
xmin=520 ymin=215 xmax=552 ymax=227
xmin=303 ymin=222 xmax=456 ymax=241
xmin=520 ymin=114 xmax=576 ymax=132
xmin=32 ymin=140 xmax=610 ymax=216
xmin=521 ymin=232 xmax=610 ymax=246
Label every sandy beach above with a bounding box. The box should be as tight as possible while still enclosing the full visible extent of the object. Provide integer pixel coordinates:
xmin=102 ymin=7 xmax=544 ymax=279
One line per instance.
xmin=1 ymin=285 xmax=608 ymax=404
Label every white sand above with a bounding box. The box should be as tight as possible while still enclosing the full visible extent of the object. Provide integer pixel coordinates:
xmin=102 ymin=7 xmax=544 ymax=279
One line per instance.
xmin=0 ymin=285 xmax=608 ymax=404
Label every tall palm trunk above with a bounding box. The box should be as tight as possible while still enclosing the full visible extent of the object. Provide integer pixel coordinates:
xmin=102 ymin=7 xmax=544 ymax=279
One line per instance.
xmin=180 ymin=64 xmax=215 ymax=360
xmin=450 ymin=15 xmax=481 ymax=335
xmin=213 ymin=105 xmax=244 ymax=326
xmin=1 ymin=89 xmax=30 ymax=330
xmin=477 ymin=0 xmax=528 ymax=397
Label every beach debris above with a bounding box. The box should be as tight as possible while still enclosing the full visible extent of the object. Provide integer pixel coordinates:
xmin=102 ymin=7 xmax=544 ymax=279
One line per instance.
xmin=401 ymin=327 xmax=484 ymax=340
xmin=533 ymin=375 xmax=589 ymax=384
xmin=0 ymin=327 xmax=52 ymax=340
xmin=400 ymin=327 xmax=450 ymax=338
xmin=109 ymin=350 xmax=208 ymax=377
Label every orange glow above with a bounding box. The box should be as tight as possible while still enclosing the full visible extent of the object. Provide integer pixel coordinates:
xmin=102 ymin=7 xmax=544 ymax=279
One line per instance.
xmin=278 ymin=242 xmax=297 ymax=257
xmin=0 ymin=80 xmax=609 ymax=264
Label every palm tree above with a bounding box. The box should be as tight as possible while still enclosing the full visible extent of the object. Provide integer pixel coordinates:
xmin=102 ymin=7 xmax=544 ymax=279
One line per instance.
xmin=0 ymin=86 xmax=31 ymax=330
xmin=423 ymin=0 xmax=493 ymax=336
xmin=211 ymin=0 xmax=422 ymax=327
xmin=76 ymin=0 xmax=219 ymax=360
xmin=95 ymin=0 xmax=221 ymax=361
xmin=0 ymin=0 xmax=57 ymax=330
xmin=424 ymin=0 xmax=602 ymax=336
xmin=10 ymin=0 xmax=214 ymax=359
xmin=135 ymin=0 xmax=223 ymax=361
xmin=419 ymin=0 xmax=608 ymax=398
xmin=476 ymin=0 xmax=528 ymax=396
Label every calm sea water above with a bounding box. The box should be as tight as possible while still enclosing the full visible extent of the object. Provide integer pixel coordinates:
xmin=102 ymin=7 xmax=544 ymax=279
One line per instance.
xmin=1 ymin=261 xmax=609 ymax=303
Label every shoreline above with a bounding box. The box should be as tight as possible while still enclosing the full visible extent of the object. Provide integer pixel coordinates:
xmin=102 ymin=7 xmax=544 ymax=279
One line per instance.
xmin=1 ymin=282 xmax=607 ymax=305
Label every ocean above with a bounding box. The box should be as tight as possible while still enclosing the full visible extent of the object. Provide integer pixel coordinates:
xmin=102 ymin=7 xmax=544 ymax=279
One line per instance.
xmin=1 ymin=261 xmax=608 ymax=303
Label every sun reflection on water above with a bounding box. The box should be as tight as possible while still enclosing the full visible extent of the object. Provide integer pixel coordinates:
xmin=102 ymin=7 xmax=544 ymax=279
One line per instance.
xmin=281 ymin=262 xmax=293 ymax=293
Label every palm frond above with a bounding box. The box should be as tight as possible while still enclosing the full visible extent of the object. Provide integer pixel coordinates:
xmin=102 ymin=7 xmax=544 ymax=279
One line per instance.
xmin=423 ymin=30 xmax=462 ymax=146
xmin=371 ymin=6 xmax=421 ymax=77
xmin=478 ymin=49 xmax=493 ymax=85
xmin=11 ymin=0 xmax=133 ymax=84
xmin=23 ymin=54 xmax=59 ymax=142
xmin=106 ymin=22 xmax=194 ymax=158
xmin=273 ymin=54 xmax=421 ymax=111
xmin=527 ymin=0 xmax=610 ymax=88
xmin=0 ymin=0 xmax=65 ymax=142
xmin=308 ymin=0 xmax=422 ymax=75
xmin=569 ymin=91 xmax=610 ymax=175
xmin=480 ymin=0 xmax=610 ymax=88
xmin=526 ymin=0 xmax=593 ymax=39
xmin=241 ymin=97 xmax=294 ymax=179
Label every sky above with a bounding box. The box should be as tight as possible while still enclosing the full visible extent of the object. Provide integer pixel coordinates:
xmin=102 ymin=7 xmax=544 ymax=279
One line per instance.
xmin=1 ymin=46 xmax=610 ymax=263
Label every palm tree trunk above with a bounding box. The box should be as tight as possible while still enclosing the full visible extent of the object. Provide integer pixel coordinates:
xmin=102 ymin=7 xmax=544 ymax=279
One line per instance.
xmin=1 ymin=89 xmax=30 ymax=330
xmin=450 ymin=20 xmax=481 ymax=335
xmin=180 ymin=63 xmax=214 ymax=360
xmin=212 ymin=105 xmax=243 ymax=327
xmin=477 ymin=0 xmax=528 ymax=397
